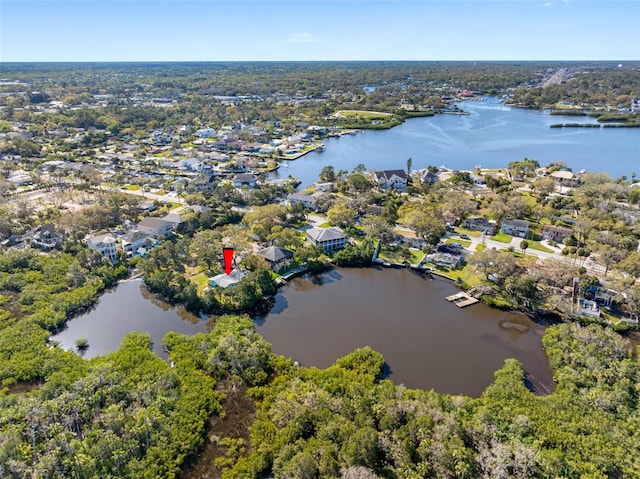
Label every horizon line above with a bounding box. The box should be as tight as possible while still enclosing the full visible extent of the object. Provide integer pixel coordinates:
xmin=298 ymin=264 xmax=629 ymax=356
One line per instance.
xmin=1 ymin=59 xmax=638 ymax=64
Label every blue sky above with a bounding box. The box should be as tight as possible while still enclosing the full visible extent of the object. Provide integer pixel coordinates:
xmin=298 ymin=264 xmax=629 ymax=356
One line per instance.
xmin=1 ymin=0 xmax=639 ymax=62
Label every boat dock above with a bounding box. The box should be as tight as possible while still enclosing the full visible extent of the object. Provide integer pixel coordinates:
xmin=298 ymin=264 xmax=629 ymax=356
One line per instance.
xmin=445 ymin=291 xmax=479 ymax=308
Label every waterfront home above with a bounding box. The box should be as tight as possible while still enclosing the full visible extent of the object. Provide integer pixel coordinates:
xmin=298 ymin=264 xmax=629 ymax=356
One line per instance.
xmin=86 ymin=233 xmax=118 ymax=262
xmin=542 ymin=224 xmax=573 ymax=243
xmin=232 ymin=173 xmax=257 ymax=189
xmin=137 ymin=217 xmax=174 ymax=237
xmin=208 ymin=268 xmax=246 ymax=288
xmin=373 ymin=169 xmax=408 ymax=190
xmin=315 ymin=181 xmax=335 ymax=192
xmin=31 ymin=224 xmax=62 ymax=250
xmin=501 ymin=218 xmax=529 ymax=238
xmin=256 ymin=245 xmax=294 ymax=271
xmin=426 ymin=244 xmax=464 ymax=268
xmin=576 ymin=298 xmax=601 ymax=318
xmin=287 ymin=192 xmax=328 ymax=211
xmin=550 ymin=170 xmax=581 ymax=188
xmin=306 ymin=226 xmax=347 ymax=252
xmin=121 ymin=230 xmax=154 ymax=256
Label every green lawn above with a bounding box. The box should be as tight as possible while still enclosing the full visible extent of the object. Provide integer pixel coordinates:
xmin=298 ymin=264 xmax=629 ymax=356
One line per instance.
xmin=491 ymin=232 xmax=513 ymax=243
xmin=378 ymin=246 xmax=424 ymax=265
xmin=190 ymin=272 xmax=210 ymax=295
xmin=125 ymin=185 xmax=143 ymax=191
xmin=453 ymin=227 xmax=482 ymax=238
xmin=446 ymin=238 xmax=471 ymax=248
xmin=520 ymin=192 xmax=537 ymax=208
xmin=476 ymin=244 xmax=486 ymax=251
xmin=526 ymin=241 xmax=554 ymax=253
xmin=336 ymin=110 xmax=392 ymax=120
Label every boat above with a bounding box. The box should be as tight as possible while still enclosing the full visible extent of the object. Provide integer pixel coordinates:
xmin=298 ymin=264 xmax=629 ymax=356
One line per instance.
xmin=317 ymin=143 xmax=325 ymax=151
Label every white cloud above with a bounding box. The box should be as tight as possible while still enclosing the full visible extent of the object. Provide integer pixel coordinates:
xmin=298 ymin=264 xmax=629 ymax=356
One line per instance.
xmin=543 ymin=2 xmax=553 ymax=6
xmin=286 ymin=33 xmax=319 ymax=44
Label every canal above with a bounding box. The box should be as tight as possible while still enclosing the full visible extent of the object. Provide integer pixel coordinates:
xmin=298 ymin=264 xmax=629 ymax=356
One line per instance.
xmin=53 ymin=268 xmax=555 ymax=397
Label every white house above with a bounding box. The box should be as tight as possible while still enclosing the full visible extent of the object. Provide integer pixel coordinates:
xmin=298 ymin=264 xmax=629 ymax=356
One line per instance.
xmin=501 ymin=219 xmax=529 ymax=238
xmin=195 ymin=127 xmax=216 ymax=138
xmin=287 ymin=192 xmax=328 ymax=211
xmin=137 ymin=217 xmax=174 ymax=237
xmin=86 ymin=233 xmax=118 ymax=262
xmin=306 ymin=227 xmax=347 ymax=252
xmin=373 ymin=169 xmax=408 ymax=190
xmin=208 ymin=268 xmax=246 ymax=288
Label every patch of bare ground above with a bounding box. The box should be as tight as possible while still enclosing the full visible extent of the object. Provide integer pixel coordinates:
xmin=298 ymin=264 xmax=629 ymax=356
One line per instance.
xmin=181 ymin=379 xmax=256 ymax=479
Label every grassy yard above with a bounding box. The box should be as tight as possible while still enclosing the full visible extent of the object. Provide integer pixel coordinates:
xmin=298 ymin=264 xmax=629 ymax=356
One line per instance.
xmin=336 ymin=110 xmax=392 ymax=120
xmin=432 ymin=262 xmax=484 ymax=288
xmin=378 ymin=246 xmax=424 ymax=265
xmin=476 ymin=244 xmax=486 ymax=251
xmin=452 ymin=227 xmax=482 ymax=238
xmin=526 ymin=240 xmax=554 ymax=253
xmin=125 ymin=185 xmax=143 ymax=191
xmin=190 ymin=272 xmax=210 ymax=295
xmin=490 ymin=232 xmax=513 ymax=243
xmin=446 ymin=238 xmax=472 ymax=248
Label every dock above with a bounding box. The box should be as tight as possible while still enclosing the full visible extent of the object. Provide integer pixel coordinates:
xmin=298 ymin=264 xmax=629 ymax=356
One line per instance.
xmin=445 ymin=291 xmax=479 ymax=308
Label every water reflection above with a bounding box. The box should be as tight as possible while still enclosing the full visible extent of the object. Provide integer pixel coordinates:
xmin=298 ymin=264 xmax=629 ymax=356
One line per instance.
xmin=51 ymin=279 xmax=210 ymax=359
xmin=256 ymin=267 xmax=555 ymax=397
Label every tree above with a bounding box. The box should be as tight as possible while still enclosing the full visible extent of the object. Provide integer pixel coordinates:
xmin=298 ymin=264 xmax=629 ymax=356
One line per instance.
xmin=319 ymin=165 xmax=336 ymax=182
xmin=532 ymin=176 xmax=556 ymax=199
xmin=326 ymin=203 xmax=357 ymax=228
xmin=520 ymin=240 xmax=529 ymax=255
xmin=406 ymin=157 xmax=412 ymax=174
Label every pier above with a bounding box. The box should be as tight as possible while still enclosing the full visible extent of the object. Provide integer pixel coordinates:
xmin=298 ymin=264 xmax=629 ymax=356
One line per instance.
xmin=445 ymin=291 xmax=479 ymax=308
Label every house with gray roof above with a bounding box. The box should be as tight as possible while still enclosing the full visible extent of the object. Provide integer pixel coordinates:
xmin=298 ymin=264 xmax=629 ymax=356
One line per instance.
xmin=233 ymin=173 xmax=257 ymax=189
xmin=306 ymin=226 xmax=347 ymax=252
xmin=256 ymin=245 xmax=294 ymax=271
xmin=373 ymin=169 xmax=408 ymax=190
xmin=121 ymin=230 xmax=154 ymax=256
xmin=501 ymin=218 xmax=529 ymax=238
xmin=137 ymin=217 xmax=174 ymax=237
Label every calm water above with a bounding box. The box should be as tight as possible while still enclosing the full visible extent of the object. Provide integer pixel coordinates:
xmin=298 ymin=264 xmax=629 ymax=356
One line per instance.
xmin=52 ymin=269 xmax=554 ymax=397
xmin=51 ymin=278 xmax=211 ymax=359
xmin=256 ymin=267 xmax=553 ymax=397
xmin=273 ymin=98 xmax=639 ymax=187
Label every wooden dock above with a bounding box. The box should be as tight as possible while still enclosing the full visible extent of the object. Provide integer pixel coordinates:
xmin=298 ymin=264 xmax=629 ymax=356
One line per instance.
xmin=445 ymin=291 xmax=479 ymax=308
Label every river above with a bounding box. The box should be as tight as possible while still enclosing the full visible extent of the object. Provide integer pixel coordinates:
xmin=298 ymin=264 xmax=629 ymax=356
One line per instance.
xmin=53 ymin=268 xmax=555 ymax=397
xmin=272 ymin=97 xmax=639 ymax=188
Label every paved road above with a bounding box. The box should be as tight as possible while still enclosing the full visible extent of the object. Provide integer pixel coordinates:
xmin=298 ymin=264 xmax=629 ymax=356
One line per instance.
xmin=455 ymin=232 xmax=606 ymax=276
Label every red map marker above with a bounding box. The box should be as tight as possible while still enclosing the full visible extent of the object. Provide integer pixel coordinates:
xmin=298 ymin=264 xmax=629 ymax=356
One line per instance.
xmin=223 ymin=247 xmax=235 ymax=275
